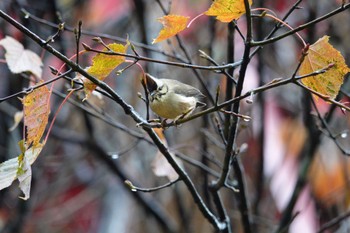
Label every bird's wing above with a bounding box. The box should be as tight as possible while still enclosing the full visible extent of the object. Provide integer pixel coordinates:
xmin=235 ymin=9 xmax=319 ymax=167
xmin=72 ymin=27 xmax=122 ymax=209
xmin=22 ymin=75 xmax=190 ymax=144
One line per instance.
xmin=166 ymin=79 xmax=205 ymax=98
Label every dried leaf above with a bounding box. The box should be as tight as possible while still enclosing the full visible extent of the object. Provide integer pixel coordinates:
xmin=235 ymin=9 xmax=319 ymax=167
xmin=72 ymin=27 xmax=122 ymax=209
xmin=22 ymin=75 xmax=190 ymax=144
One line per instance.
xmin=205 ymin=0 xmax=252 ymax=23
xmin=0 ymin=36 xmax=43 ymax=78
xmin=0 ymin=141 xmax=43 ymax=199
xmin=152 ymin=151 xmax=180 ymax=181
xmin=22 ymin=84 xmax=51 ymax=146
xmin=24 ymin=142 xmax=43 ymax=165
xmin=83 ymin=43 xmax=128 ymax=99
xmin=299 ymin=36 xmax=350 ymax=99
xmin=0 ymin=157 xmax=18 ymax=190
xmin=152 ymin=15 xmax=189 ymax=44
xmin=17 ymin=153 xmax=32 ymax=200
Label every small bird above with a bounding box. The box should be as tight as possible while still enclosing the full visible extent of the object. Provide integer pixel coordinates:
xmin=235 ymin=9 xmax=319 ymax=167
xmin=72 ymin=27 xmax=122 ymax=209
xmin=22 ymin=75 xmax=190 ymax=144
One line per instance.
xmin=145 ymin=73 xmax=206 ymax=120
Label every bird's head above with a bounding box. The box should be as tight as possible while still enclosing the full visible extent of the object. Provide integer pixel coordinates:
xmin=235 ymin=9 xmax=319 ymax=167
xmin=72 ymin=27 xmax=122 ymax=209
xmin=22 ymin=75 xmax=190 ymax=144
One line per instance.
xmin=145 ymin=73 xmax=168 ymax=101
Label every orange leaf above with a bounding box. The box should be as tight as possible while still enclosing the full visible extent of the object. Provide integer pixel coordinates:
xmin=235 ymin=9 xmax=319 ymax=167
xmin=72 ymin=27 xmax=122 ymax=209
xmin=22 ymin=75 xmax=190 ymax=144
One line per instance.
xmin=83 ymin=43 xmax=128 ymax=99
xmin=152 ymin=15 xmax=189 ymax=44
xmin=299 ymin=36 xmax=350 ymax=99
xmin=22 ymin=84 xmax=51 ymax=146
xmin=308 ymin=149 xmax=350 ymax=206
xmin=205 ymin=0 xmax=252 ymax=23
xmin=153 ymin=128 xmax=166 ymax=142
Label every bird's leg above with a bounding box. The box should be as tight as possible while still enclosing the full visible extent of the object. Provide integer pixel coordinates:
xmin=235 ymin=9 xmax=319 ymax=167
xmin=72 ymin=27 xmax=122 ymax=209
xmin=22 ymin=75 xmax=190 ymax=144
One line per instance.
xmin=161 ymin=119 xmax=169 ymax=128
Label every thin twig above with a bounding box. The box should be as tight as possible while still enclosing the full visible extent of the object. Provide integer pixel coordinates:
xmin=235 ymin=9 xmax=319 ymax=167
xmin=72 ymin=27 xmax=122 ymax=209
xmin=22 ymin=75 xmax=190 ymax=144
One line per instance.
xmin=125 ymin=178 xmax=180 ymax=193
xmin=175 ymin=152 xmax=222 ymax=179
xmin=311 ymin=98 xmax=350 ymax=156
xmin=83 ymin=45 xmax=239 ymax=71
xmin=318 ymin=210 xmax=350 ymax=233
xmin=251 ymin=3 xmax=350 ymax=47
xmin=0 ymin=69 xmax=72 ymax=102
xmin=21 ymin=8 xmax=185 ymax=62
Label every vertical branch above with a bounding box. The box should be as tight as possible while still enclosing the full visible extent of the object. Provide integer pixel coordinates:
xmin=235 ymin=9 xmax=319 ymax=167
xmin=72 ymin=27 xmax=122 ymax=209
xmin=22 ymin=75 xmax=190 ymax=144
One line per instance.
xmin=211 ymin=0 xmax=253 ymax=232
xmin=200 ymin=16 xmax=217 ymax=212
xmin=224 ymin=22 xmax=235 ymax=138
xmin=74 ymin=21 xmax=82 ymax=65
xmin=229 ymin=1 xmax=253 ymax=232
xmin=252 ymin=0 xmax=266 ymax=220
xmin=212 ymin=191 xmax=232 ymax=233
xmin=209 ymin=20 xmax=236 ymax=233
xmin=201 ymin=96 xmax=212 ymax=209
xmin=132 ymin=0 xmax=150 ymax=60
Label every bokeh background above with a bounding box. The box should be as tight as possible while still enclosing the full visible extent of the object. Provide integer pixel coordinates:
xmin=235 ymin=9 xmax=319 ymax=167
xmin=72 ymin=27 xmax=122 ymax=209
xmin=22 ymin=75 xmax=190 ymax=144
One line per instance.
xmin=1 ymin=0 xmax=350 ymax=232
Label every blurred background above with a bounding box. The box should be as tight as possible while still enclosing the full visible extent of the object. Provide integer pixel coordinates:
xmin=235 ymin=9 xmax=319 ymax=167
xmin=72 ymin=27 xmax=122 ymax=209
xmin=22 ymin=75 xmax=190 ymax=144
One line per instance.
xmin=1 ymin=0 xmax=350 ymax=232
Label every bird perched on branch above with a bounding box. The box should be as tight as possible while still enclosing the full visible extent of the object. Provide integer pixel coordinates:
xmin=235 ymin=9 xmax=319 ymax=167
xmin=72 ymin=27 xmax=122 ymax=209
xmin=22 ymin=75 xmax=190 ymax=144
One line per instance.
xmin=145 ymin=73 xmax=206 ymax=121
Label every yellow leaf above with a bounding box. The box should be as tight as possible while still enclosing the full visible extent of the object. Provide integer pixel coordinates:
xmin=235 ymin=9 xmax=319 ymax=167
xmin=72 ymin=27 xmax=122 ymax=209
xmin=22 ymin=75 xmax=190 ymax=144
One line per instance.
xmin=152 ymin=15 xmax=189 ymax=44
xmin=22 ymin=84 xmax=51 ymax=146
xmin=83 ymin=43 xmax=128 ymax=99
xmin=205 ymin=0 xmax=252 ymax=23
xmin=299 ymin=36 xmax=350 ymax=99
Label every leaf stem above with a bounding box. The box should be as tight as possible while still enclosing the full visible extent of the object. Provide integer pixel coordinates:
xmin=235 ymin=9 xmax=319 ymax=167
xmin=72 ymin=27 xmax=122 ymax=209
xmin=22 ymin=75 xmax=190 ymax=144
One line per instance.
xmin=187 ymin=13 xmax=204 ymax=28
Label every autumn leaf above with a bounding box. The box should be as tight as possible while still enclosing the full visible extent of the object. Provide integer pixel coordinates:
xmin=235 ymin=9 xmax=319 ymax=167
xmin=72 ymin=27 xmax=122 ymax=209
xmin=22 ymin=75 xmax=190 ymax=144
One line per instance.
xmin=83 ymin=43 xmax=128 ymax=99
xmin=22 ymin=84 xmax=51 ymax=146
xmin=2 ymin=83 xmax=51 ymax=200
xmin=0 ymin=36 xmax=43 ymax=78
xmin=0 ymin=157 xmax=18 ymax=191
xmin=205 ymin=0 xmax=252 ymax=23
xmin=17 ymin=151 xmax=32 ymax=200
xmin=152 ymin=15 xmax=189 ymax=44
xmin=299 ymin=36 xmax=350 ymax=99
xmin=308 ymin=146 xmax=350 ymax=207
xmin=0 ymin=141 xmax=43 ymax=200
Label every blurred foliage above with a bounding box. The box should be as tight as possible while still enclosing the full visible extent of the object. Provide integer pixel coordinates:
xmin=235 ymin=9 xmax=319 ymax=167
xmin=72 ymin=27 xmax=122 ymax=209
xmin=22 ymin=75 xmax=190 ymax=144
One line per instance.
xmin=1 ymin=0 xmax=350 ymax=233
